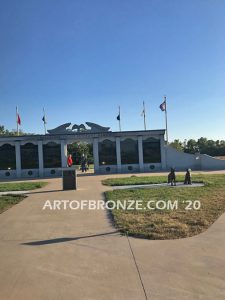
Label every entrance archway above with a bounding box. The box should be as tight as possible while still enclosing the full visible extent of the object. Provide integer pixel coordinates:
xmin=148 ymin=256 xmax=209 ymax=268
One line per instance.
xmin=67 ymin=141 xmax=94 ymax=174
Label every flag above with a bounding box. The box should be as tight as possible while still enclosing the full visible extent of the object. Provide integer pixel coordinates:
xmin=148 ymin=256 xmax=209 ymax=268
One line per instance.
xmin=159 ymin=100 xmax=166 ymax=111
xmin=117 ymin=106 xmax=121 ymax=121
xmin=42 ymin=107 xmax=47 ymax=135
xmin=17 ymin=114 xmax=21 ymax=125
xmin=117 ymin=106 xmax=121 ymax=131
xmin=141 ymin=101 xmax=146 ymax=130
xmin=141 ymin=101 xmax=146 ymax=116
xmin=42 ymin=115 xmax=47 ymax=124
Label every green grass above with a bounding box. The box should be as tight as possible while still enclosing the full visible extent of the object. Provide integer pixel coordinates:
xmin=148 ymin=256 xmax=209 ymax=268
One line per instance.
xmin=0 ymin=195 xmax=26 ymax=213
xmin=0 ymin=181 xmax=47 ymax=192
xmin=0 ymin=181 xmax=48 ymax=213
xmin=104 ymin=174 xmax=225 ymax=240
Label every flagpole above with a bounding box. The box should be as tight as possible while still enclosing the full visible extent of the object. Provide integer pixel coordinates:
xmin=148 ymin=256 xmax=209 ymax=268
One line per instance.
xmin=16 ymin=106 xmax=19 ymax=136
xmin=118 ymin=106 xmax=121 ymax=132
xmin=143 ymin=101 xmax=146 ymax=130
xmin=43 ymin=107 xmax=47 ymax=135
xmin=164 ymin=96 xmax=168 ymax=143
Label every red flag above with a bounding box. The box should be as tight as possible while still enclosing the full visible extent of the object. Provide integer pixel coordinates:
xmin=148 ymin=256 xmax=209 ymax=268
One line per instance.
xmin=17 ymin=114 xmax=21 ymax=125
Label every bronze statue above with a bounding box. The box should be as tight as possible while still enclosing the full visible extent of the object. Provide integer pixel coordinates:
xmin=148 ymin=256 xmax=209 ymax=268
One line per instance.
xmin=168 ymin=168 xmax=176 ymax=186
xmin=184 ymin=169 xmax=192 ymax=185
xmin=47 ymin=121 xmax=110 ymax=134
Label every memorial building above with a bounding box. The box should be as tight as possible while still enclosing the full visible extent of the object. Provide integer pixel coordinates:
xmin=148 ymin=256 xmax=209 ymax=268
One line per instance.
xmin=0 ymin=122 xmax=224 ymax=179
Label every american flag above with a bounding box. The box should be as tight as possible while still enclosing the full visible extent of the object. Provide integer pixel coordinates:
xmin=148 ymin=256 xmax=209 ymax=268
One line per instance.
xmin=159 ymin=100 xmax=166 ymax=112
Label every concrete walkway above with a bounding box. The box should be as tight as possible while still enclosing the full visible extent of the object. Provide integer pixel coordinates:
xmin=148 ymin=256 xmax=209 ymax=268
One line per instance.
xmin=0 ymin=174 xmax=225 ymax=300
xmin=112 ymin=182 xmax=204 ymax=190
xmin=0 ymin=191 xmax=30 ymax=195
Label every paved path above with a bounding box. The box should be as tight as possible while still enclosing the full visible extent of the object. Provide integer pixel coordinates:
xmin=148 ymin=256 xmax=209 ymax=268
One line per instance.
xmin=0 ymin=173 xmax=225 ymax=300
xmin=0 ymin=191 xmax=30 ymax=195
xmin=112 ymin=182 xmax=204 ymax=190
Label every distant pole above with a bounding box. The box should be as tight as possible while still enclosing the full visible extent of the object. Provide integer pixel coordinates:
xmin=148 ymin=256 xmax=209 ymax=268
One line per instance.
xmin=143 ymin=101 xmax=147 ymax=130
xmin=164 ymin=96 xmax=168 ymax=143
xmin=43 ymin=107 xmax=47 ymax=134
xmin=118 ymin=106 xmax=121 ymax=131
xmin=16 ymin=106 xmax=18 ymax=135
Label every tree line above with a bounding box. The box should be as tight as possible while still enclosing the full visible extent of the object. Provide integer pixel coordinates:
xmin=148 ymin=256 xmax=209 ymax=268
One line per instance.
xmin=1 ymin=124 xmax=224 ymax=157
xmin=0 ymin=125 xmax=28 ymax=136
xmin=170 ymin=138 xmax=225 ymax=156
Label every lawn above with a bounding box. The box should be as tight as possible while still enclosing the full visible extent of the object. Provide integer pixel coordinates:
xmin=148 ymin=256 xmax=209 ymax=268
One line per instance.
xmin=0 ymin=181 xmax=47 ymax=192
xmin=0 ymin=181 xmax=47 ymax=213
xmin=104 ymin=174 xmax=225 ymax=240
xmin=0 ymin=195 xmax=26 ymax=214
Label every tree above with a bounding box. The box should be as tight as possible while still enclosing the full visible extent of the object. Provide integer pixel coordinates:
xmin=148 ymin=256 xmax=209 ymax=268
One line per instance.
xmin=0 ymin=126 xmax=5 ymax=135
xmin=170 ymin=137 xmax=225 ymax=156
xmin=197 ymin=137 xmax=208 ymax=153
xmin=0 ymin=125 xmax=32 ymax=136
xmin=67 ymin=142 xmax=93 ymax=165
xmin=184 ymin=139 xmax=199 ymax=154
xmin=0 ymin=125 xmax=16 ymax=136
xmin=169 ymin=139 xmax=184 ymax=151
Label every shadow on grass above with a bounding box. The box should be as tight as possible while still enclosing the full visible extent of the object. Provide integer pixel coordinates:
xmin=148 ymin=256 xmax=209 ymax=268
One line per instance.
xmin=21 ymin=230 xmax=119 ymax=246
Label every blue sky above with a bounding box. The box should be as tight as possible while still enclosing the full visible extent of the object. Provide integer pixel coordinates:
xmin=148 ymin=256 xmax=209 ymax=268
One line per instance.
xmin=0 ymin=0 xmax=225 ymax=141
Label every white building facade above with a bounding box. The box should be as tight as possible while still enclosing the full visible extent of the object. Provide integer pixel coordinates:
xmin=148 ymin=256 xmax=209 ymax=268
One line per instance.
xmin=0 ymin=129 xmax=225 ymax=179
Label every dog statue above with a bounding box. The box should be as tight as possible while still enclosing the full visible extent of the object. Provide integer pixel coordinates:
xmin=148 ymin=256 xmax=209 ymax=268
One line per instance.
xmin=168 ymin=168 xmax=176 ymax=186
xmin=184 ymin=169 xmax=192 ymax=185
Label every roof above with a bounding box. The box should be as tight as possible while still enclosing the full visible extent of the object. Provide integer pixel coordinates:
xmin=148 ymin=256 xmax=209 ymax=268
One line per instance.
xmin=0 ymin=129 xmax=166 ymax=143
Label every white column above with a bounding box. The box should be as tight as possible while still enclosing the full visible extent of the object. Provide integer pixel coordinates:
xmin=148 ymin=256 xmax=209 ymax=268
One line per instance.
xmin=116 ymin=137 xmax=121 ymax=173
xmin=38 ymin=141 xmax=44 ymax=177
xmin=160 ymin=135 xmax=167 ymax=170
xmin=15 ymin=142 xmax=21 ymax=178
xmin=138 ymin=136 xmax=144 ymax=172
xmin=93 ymin=138 xmax=99 ymax=172
xmin=61 ymin=140 xmax=67 ymax=168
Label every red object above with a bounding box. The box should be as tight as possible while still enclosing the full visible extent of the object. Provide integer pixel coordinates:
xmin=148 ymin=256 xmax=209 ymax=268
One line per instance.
xmin=17 ymin=114 xmax=21 ymax=125
xmin=67 ymin=156 xmax=73 ymax=167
